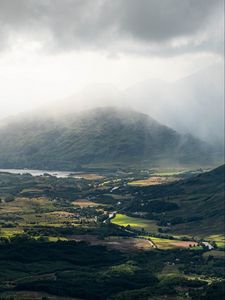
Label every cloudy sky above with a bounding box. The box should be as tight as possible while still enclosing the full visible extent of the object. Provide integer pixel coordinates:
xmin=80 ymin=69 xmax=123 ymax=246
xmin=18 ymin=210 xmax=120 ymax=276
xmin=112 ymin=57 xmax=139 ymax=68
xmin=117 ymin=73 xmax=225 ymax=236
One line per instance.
xmin=0 ymin=0 xmax=224 ymax=142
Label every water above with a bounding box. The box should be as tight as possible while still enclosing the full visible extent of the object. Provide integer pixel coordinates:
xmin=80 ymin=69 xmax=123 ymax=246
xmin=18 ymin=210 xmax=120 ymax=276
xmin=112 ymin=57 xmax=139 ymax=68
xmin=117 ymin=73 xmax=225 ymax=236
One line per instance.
xmin=0 ymin=168 xmax=81 ymax=178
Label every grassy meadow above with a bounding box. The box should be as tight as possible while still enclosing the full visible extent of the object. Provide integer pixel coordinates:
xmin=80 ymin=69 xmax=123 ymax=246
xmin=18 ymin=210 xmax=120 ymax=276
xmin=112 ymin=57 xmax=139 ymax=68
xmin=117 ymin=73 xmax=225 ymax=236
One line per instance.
xmin=111 ymin=213 xmax=159 ymax=233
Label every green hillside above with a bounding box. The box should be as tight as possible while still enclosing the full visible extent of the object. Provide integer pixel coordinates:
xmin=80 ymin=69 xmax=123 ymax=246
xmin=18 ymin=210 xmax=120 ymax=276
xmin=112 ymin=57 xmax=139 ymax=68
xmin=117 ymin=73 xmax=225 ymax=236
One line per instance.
xmin=0 ymin=107 xmax=213 ymax=170
xmin=126 ymin=165 xmax=225 ymax=237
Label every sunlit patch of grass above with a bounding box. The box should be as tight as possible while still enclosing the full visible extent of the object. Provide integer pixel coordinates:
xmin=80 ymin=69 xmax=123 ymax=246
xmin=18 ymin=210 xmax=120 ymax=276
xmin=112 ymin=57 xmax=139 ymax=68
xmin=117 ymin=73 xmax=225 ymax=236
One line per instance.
xmin=47 ymin=236 xmax=68 ymax=242
xmin=149 ymin=237 xmax=176 ymax=249
xmin=0 ymin=197 xmax=55 ymax=215
xmin=72 ymin=199 xmax=100 ymax=207
xmin=77 ymin=173 xmax=105 ymax=180
xmin=128 ymin=176 xmax=179 ymax=186
xmin=152 ymin=237 xmax=197 ymax=249
xmin=111 ymin=213 xmax=158 ymax=232
xmin=139 ymin=235 xmax=200 ymax=250
xmin=0 ymin=228 xmax=24 ymax=237
xmin=207 ymin=234 xmax=225 ymax=248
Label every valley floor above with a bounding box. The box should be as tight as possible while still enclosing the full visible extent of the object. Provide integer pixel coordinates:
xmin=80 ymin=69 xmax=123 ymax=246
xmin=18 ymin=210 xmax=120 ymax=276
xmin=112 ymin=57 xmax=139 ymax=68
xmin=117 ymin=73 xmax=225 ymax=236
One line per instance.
xmin=0 ymin=166 xmax=224 ymax=299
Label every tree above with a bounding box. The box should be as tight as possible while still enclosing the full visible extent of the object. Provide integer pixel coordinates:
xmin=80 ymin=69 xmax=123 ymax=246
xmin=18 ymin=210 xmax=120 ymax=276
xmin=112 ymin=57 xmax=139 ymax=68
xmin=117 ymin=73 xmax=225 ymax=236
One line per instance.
xmin=4 ymin=195 xmax=15 ymax=202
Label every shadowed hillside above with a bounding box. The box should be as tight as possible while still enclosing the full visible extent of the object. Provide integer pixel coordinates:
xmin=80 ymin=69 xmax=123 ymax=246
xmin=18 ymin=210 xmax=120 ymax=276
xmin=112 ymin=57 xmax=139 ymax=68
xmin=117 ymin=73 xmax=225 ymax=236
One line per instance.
xmin=127 ymin=164 xmax=225 ymax=236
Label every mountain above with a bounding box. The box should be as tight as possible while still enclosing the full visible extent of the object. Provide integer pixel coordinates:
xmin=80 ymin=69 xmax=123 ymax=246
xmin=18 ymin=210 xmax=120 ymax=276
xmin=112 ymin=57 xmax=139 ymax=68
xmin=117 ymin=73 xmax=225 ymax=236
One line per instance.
xmin=129 ymin=164 xmax=225 ymax=236
xmin=0 ymin=107 xmax=213 ymax=170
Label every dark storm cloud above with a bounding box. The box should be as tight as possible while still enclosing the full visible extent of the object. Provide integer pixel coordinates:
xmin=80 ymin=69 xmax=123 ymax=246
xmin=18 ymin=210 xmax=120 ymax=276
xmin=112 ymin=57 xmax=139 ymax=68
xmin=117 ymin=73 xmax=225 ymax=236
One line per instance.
xmin=0 ymin=0 xmax=223 ymax=54
xmin=114 ymin=0 xmax=220 ymax=41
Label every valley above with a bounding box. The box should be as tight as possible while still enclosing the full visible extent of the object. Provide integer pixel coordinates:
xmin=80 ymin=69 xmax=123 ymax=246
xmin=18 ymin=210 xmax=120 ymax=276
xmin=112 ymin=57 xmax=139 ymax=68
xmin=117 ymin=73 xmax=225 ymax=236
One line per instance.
xmin=0 ymin=165 xmax=224 ymax=300
xmin=0 ymin=1 xmax=223 ymax=299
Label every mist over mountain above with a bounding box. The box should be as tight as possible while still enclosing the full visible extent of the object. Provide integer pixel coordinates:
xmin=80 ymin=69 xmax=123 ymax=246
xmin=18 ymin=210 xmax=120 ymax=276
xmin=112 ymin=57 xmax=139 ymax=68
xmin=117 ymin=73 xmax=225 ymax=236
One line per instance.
xmin=0 ymin=107 xmax=215 ymax=170
xmin=27 ymin=63 xmax=223 ymax=150
xmin=126 ymin=63 xmax=224 ymax=147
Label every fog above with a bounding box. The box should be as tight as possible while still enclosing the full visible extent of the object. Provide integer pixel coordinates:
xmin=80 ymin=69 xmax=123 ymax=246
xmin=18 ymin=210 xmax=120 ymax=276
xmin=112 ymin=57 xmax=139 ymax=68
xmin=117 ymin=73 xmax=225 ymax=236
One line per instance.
xmin=0 ymin=0 xmax=224 ymax=146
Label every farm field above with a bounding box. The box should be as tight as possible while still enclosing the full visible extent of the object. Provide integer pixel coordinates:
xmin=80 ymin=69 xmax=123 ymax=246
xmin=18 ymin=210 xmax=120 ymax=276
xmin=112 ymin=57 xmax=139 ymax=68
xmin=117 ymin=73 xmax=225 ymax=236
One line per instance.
xmin=76 ymin=173 xmax=105 ymax=180
xmin=72 ymin=199 xmax=101 ymax=207
xmin=207 ymin=234 xmax=225 ymax=248
xmin=111 ymin=213 xmax=159 ymax=232
xmin=0 ymin=196 xmax=79 ymax=235
xmin=128 ymin=176 xmax=179 ymax=186
xmin=0 ymin=166 xmax=224 ymax=300
xmin=69 ymin=235 xmax=154 ymax=252
xmin=144 ymin=236 xmax=199 ymax=249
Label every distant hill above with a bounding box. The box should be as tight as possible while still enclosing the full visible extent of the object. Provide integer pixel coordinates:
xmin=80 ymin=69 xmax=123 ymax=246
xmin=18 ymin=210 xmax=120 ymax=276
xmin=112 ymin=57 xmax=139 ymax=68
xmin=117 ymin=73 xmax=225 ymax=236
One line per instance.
xmin=128 ymin=164 xmax=225 ymax=236
xmin=0 ymin=107 xmax=214 ymax=170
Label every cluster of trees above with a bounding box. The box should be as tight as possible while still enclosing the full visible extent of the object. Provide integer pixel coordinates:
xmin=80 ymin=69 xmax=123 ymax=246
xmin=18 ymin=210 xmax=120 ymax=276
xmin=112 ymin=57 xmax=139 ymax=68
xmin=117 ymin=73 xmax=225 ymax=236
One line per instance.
xmin=0 ymin=172 xmax=91 ymax=202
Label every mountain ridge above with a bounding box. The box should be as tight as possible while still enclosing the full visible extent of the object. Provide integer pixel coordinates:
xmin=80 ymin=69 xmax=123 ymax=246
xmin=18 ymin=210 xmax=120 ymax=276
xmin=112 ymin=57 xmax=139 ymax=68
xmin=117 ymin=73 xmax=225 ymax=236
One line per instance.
xmin=0 ymin=107 xmax=214 ymax=170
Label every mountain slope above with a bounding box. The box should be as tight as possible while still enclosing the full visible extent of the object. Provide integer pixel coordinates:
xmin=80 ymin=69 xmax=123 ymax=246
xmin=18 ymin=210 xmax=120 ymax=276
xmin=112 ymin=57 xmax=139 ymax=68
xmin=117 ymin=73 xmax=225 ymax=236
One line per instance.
xmin=0 ymin=107 xmax=213 ymax=170
xmin=128 ymin=165 xmax=225 ymax=236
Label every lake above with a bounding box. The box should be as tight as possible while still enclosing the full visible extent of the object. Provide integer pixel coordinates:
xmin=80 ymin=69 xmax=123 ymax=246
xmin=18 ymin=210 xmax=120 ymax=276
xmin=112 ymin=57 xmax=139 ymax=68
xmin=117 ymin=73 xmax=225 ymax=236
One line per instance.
xmin=0 ymin=168 xmax=81 ymax=178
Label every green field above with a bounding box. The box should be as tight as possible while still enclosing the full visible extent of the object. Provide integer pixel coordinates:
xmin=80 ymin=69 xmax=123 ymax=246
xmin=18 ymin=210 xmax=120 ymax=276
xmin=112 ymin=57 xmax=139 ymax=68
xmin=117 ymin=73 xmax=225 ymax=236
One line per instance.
xmin=140 ymin=236 xmax=200 ymax=250
xmin=207 ymin=235 xmax=225 ymax=248
xmin=0 ymin=196 xmax=79 ymax=239
xmin=111 ymin=213 xmax=158 ymax=233
xmin=0 ymin=228 xmax=24 ymax=238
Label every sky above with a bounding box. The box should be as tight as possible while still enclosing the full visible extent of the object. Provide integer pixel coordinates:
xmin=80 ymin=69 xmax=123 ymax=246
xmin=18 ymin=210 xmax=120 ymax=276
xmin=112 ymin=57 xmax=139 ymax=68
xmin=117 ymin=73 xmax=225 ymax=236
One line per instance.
xmin=0 ymin=0 xmax=224 ymax=143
